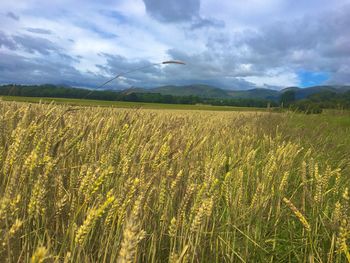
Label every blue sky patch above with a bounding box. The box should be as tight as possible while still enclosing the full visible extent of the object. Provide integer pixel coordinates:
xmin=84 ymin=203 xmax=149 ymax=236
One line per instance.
xmin=298 ymin=71 xmax=329 ymax=87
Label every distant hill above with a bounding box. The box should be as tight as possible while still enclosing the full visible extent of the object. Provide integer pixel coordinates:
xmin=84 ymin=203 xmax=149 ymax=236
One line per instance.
xmin=285 ymin=85 xmax=350 ymax=100
xmin=228 ymin=88 xmax=279 ymax=100
xmin=123 ymin=85 xmax=279 ymax=100
xmin=280 ymin=87 xmax=301 ymax=93
xmin=153 ymin=84 xmax=231 ymax=98
xmin=0 ymin=84 xmax=277 ymax=108
xmin=2 ymin=83 xmax=350 ymax=104
xmin=123 ymin=84 xmax=350 ymax=101
xmin=123 ymin=84 xmax=230 ymax=98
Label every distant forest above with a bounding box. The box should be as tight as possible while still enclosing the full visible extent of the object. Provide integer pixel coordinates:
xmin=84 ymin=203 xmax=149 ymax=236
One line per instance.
xmin=280 ymin=89 xmax=350 ymax=113
xmin=0 ymin=84 xmax=276 ymax=108
xmin=1 ymin=84 xmax=350 ymax=113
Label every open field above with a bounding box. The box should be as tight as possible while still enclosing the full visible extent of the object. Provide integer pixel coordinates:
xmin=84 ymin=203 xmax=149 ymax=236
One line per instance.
xmin=0 ymin=101 xmax=349 ymax=262
xmin=0 ymin=96 xmax=268 ymax=112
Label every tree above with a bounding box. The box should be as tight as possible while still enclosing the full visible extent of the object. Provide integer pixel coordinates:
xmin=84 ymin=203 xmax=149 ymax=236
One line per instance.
xmin=280 ymin=90 xmax=296 ymax=106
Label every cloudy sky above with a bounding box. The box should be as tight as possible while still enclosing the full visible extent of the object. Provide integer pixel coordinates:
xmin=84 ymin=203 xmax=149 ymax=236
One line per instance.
xmin=0 ymin=0 xmax=350 ymax=90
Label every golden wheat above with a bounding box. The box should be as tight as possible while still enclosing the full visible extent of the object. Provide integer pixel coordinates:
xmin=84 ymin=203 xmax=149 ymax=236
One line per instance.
xmin=0 ymin=101 xmax=348 ymax=262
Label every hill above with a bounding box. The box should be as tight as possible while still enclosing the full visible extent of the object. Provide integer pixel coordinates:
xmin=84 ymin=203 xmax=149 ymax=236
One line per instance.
xmin=1 ymin=84 xmax=349 ymax=109
xmin=228 ymin=88 xmax=279 ymax=100
xmin=123 ymin=85 xmax=281 ymax=100
xmin=0 ymin=84 xmax=276 ymax=108
xmin=281 ymin=85 xmax=350 ymax=100
xmin=123 ymin=85 xmax=350 ymax=101
xmin=122 ymin=84 xmax=230 ymax=98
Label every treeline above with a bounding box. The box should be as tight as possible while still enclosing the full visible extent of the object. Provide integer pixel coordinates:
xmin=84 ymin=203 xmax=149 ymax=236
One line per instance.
xmin=280 ymin=90 xmax=350 ymax=113
xmin=0 ymin=84 xmax=276 ymax=108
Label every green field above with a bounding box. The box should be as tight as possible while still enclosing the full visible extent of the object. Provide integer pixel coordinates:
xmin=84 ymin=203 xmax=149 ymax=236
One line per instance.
xmin=0 ymin=95 xmax=268 ymax=112
xmin=270 ymin=110 xmax=350 ymax=174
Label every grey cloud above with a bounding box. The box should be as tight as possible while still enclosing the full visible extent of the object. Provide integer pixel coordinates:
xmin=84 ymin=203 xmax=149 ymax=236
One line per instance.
xmin=6 ymin=12 xmax=19 ymax=21
xmin=143 ymin=0 xmax=200 ymax=22
xmin=0 ymin=31 xmax=17 ymax=50
xmin=0 ymin=47 xmax=261 ymax=90
xmin=0 ymin=53 xmax=31 ymax=72
xmin=0 ymin=52 xmax=102 ymax=87
xmin=97 ymin=53 xmax=157 ymax=74
xmin=200 ymin=4 xmax=350 ymax=85
xmin=165 ymin=49 xmax=259 ymax=89
xmin=0 ymin=33 xmax=84 ymax=86
xmin=166 ymin=48 xmax=224 ymax=77
xmin=12 ymin=34 xmax=60 ymax=55
xmin=95 ymin=53 xmax=163 ymax=88
xmin=164 ymin=4 xmax=350 ymax=88
xmin=252 ymin=6 xmax=350 ymax=61
xmin=2 ymin=1 xmax=350 ymax=89
xmin=323 ymin=39 xmax=350 ymax=58
xmin=190 ymin=17 xmax=225 ymax=30
xmin=26 ymin=28 xmax=52 ymax=35
xmin=326 ymin=63 xmax=350 ymax=84
xmin=1 ymin=32 xmax=77 ymax=62
xmin=142 ymin=0 xmax=223 ymax=30
xmin=95 ymin=52 xmax=249 ymax=90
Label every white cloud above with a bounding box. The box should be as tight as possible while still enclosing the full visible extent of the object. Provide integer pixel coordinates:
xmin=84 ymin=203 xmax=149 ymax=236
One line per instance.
xmin=243 ymin=69 xmax=300 ymax=88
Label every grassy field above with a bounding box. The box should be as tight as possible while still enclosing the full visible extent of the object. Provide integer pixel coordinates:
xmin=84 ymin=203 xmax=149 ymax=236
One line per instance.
xmin=0 ymin=96 xmax=268 ymax=112
xmin=0 ymin=101 xmax=349 ymax=262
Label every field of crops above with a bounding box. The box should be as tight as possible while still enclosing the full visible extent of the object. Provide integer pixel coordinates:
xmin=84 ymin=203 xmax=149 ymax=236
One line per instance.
xmin=0 ymin=96 xmax=267 ymax=112
xmin=0 ymin=101 xmax=349 ymax=262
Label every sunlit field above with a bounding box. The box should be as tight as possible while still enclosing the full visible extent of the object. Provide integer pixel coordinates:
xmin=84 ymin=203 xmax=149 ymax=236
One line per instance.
xmin=0 ymin=101 xmax=349 ymax=262
xmin=0 ymin=96 xmax=268 ymax=112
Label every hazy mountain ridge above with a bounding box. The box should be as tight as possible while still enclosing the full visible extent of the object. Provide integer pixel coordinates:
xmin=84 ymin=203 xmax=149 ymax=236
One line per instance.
xmin=2 ymin=83 xmax=350 ymax=102
xmin=279 ymin=86 xmax=350 ymax=100
xmin=122 ymin=84 xmax=229 ymax=98
xmin=122 ymin=85 xmax=350 ymax=101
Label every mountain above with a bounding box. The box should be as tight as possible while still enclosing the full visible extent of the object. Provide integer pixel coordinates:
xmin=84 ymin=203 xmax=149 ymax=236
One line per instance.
xmin=3 ymin=83 xmax=350 ymax=102
xmin=123 ymin=85 xmax=278 ymax=100
xmin=151 ymin=84 xmax=230 ymax=98
xmin=121 ymin=87 xmax=147 ymax=95
xmin=228 ymin=88 xmax=280 ymax=100
xmin=122 ymin=84 xmax=350 ymax=101
xmin=281 ymin=85 xmax=350 ymax=100
xmin=280 ymin=87 xmax=301 ymax=93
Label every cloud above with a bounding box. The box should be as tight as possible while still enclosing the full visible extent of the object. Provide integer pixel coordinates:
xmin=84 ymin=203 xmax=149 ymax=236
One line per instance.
xmin=1 ymin=0 xmax=350 ymax=89
xmin=0 ymin=52 xmax=101 ymax=87
xmin=12 ymin=34 xmax=60 ymax=55
xmin=323 ymin=37 xmax=350 ymax=58
xmin=98 ymin=10 xmax=129 ymax=24
xmin=142 ymin=0 xmax=224 ymax=31
xmin=190 ymin=17 xmax=225 ymax=30
xmin=243 ymin=69 xmax=299 ymax=88
xmin=198 ymin=3 xmax=350 ymax=86
xmin=95 ymin=52 xmax=253 ymax=90
xmin=143 ymin=0 xmax=200 ymax=22
xmin=95 ymin=53 xmax=164 ymax=88
xmin=0 ymin=31 xmax=17 ymax=50
xmin=6 ymin=12 xmax=19 ymax=21
xmin=326 ymin=64 xmax=350 ymax=84
xmin=26 ymin=28 xmax=52 ymax=35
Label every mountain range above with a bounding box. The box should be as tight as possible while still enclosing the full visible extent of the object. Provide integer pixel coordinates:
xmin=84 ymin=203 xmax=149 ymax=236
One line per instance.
xmin=122 ymin=84 xmax=350 ymax=101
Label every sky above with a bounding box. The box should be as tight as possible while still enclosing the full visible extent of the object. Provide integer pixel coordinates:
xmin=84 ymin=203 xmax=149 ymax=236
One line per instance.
xmin=0 ymin=0 xmax=350 ymax=90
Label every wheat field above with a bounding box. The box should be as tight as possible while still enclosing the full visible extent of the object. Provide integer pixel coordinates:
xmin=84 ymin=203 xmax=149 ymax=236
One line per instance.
xmin=0 ymin=101 xmax=349 ymax=262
